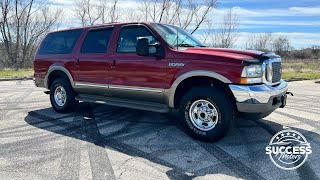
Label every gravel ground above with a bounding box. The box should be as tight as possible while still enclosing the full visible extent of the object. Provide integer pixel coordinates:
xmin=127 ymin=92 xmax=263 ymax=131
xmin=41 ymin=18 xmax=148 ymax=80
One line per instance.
xmin=0 ymin=80 xmax=319 ymax=180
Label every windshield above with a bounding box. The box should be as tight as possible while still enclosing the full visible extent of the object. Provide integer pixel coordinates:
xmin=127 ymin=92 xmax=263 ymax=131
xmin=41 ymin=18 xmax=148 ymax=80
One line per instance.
xmin=150 ymin=23 xmax=206 ymax=49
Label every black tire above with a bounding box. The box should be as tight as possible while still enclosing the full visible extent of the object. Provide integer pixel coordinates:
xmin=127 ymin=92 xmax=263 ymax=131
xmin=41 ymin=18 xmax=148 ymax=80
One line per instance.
xmin=50 ymin=78 xmax=78 ymax=113
xmin=179 ymin=86 xmax=235 ymax=142
xmin=240 ymin=111 xmax=273 ymax=120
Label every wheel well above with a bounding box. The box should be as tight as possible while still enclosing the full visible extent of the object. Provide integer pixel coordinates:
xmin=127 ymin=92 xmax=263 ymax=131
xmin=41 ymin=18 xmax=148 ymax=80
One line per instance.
xmin=173 ymin=76 xmax=235 ymax=108
xmin=47 ymin=70 xmax=70 ymax=89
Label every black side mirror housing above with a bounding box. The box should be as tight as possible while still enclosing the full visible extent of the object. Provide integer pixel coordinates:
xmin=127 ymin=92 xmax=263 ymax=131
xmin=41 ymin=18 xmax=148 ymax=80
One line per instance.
xmin=136 ymin=38 xmax=149 ymax=56
xmin=136 ymin=37 xmax=165 ymax=58
xmin=155 ymin=45 xmax=165 ymax=58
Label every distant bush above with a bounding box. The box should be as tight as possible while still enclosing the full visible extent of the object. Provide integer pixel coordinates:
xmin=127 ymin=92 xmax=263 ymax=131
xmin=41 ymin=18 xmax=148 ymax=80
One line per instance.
xmin=289 ymin=49 xmax=313 ymax=59
xmin=284 ymin=47 xmax=320 ymax=60
xmin=311 ymin=45 xmax=320 ymax=57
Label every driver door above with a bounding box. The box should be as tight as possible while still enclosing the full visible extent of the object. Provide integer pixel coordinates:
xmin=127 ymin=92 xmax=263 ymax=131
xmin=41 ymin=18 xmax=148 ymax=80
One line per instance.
xmin=108 ymin=25 xmax=167 ymax=103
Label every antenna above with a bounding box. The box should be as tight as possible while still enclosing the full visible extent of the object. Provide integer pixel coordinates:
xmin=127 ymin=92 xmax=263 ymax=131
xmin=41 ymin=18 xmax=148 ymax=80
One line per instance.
xmin=176 ymin=25 xmax=179 ymax=50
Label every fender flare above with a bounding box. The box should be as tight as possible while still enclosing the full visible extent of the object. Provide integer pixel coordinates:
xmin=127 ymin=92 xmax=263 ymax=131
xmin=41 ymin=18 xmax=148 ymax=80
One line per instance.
xmin=164 ymin=70 xmax=232 ymax=108
xmin=44 ymin=65 xmax=75 ymax=89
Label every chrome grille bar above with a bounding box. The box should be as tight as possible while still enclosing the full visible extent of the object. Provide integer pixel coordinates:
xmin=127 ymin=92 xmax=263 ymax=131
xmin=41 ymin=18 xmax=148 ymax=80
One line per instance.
xmin=262 ymin=58 xmax=282 ymax=86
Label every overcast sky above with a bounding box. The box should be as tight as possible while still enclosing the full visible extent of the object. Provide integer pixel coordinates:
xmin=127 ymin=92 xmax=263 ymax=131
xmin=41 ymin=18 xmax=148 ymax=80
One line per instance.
xmin=50 ymin=0 xmax=320 ymax=49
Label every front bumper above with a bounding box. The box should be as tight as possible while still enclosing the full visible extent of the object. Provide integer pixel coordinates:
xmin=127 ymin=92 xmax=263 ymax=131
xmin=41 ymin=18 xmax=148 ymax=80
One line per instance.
xmin=229 ymin=80 xmax=288 ymax=113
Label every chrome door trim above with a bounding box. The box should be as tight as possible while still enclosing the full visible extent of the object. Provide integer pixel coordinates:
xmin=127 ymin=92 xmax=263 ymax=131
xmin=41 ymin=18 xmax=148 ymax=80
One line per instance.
xmin=74 ymin=82 xmax=163 ymax=93
xmin=75 ymin=82 xmax=109 ymax=89
xmin=109 ymin=85 xmax=163 ymax=93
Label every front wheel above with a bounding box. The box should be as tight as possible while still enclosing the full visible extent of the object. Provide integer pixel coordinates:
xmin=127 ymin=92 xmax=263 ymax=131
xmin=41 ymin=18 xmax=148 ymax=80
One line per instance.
xmin=179 ymin=86 xmax=235 ymax=142
xmin=50 ymin=78 xmax=78 ymax=113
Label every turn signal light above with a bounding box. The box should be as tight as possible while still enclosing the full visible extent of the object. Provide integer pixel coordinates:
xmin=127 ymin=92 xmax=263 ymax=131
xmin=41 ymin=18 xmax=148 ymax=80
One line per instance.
xmin=240 ymin=77 xmax=262 ymax=84
xmin=240 ymin=78 xmax=248 ymax=84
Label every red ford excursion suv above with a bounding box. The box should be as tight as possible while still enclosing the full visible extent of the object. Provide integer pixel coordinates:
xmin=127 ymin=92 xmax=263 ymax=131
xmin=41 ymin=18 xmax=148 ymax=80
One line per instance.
xmin=34 ymin=22 xmax=288 ymax=141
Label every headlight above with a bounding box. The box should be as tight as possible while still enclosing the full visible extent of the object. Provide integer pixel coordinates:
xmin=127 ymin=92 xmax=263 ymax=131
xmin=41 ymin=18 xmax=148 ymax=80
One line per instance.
xmin=241 ymin=65 xmax=263 ymax=84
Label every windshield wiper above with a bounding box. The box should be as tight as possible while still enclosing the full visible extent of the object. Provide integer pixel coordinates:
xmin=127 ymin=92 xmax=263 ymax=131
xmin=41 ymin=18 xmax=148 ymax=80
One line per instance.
xmin=176 ymin=44 xmax=206 ymax=48
xmin=177 ymin=43 xmax=195 ymax=47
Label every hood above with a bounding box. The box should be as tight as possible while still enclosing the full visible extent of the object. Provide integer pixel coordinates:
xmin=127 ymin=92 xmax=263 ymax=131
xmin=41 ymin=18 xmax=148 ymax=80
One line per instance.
xmin=184 ymin=48 xmax=263 ymax=60
xmin=182 ymin=48 xmax=280 ymax=63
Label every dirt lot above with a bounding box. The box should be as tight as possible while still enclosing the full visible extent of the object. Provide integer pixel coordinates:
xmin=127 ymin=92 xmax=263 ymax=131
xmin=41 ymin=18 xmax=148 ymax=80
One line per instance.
xmin=0 ymin=80 xmax=319 ymax=180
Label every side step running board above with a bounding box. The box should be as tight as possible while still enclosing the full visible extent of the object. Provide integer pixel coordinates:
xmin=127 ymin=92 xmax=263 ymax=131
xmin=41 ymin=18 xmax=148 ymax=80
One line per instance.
xmin=75 ymin=95 xmax=170 ymax=113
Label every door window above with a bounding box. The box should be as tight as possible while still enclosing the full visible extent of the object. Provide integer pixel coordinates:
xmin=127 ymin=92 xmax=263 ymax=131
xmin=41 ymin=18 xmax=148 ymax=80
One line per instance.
xmin=117 ymin=26 xmax=158 ymax=53
xmin=39 ymin=29 xmax=82 ymax=55
xmin=81 ymin=28 xmax=113 ymax=53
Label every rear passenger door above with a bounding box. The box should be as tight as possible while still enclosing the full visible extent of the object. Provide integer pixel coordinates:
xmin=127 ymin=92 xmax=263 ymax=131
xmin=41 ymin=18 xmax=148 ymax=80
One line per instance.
xmin=73 ymin=27 xmax=114 ymax=96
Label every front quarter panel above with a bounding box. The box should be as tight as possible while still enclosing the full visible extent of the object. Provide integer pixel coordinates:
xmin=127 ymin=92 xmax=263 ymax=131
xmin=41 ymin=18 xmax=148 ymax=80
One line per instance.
xmin=167 ymin=59 xmax=243 ymax=86
xmin=164 ymin=58 xmax=243 ymax=108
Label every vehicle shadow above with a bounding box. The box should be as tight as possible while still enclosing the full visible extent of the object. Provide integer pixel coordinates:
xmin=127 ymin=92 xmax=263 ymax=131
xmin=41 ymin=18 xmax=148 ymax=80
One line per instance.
xmin=24 ymin=102 xmax=320 ymax=180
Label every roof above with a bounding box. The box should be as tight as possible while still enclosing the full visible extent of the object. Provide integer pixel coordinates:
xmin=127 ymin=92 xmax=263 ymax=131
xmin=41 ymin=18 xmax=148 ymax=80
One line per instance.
xmin=51 ymin=21 xmax=154 ymax=33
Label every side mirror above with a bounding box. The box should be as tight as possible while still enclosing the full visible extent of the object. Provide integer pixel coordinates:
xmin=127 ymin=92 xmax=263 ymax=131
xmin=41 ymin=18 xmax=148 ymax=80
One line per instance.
xmin=155 ymin=45 xmax=165 ymax=58
xmin=136 ymin=37 xmax=165 ymax=58
xmin=136 ymin=37 xmax=149 ymax=56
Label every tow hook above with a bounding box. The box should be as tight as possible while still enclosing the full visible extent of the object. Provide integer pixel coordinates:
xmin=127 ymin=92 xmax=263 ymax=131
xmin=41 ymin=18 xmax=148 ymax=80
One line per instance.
xmin=286 ymin=92 xmax=294 ymax=96
xmin=280 ymin=92 xmax=293 ymax=108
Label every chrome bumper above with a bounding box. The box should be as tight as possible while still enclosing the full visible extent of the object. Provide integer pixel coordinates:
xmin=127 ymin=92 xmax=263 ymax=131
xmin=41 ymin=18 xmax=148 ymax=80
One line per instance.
xmin=229 ymin=80 xmax=288 ymax=113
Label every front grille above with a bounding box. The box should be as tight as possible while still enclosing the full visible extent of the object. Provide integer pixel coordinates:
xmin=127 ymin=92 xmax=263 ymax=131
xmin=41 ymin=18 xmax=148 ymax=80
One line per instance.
xmin=272 ymin=62 xmax=282 ymax=83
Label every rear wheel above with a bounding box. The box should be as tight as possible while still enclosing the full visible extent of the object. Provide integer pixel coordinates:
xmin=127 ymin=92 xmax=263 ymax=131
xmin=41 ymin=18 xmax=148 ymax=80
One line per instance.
xmin=179 ymin=86 xmax=235 ymax=142
xmin=50 ymin=78 xmax=78 ymax=113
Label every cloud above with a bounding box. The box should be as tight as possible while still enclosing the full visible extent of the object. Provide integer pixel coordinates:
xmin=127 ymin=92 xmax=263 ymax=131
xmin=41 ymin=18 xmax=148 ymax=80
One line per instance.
xmin=48 ymin=0 xmax=74 ymax=6
xmin=240 ymin=20 xmax=320 ymax=26
xmin=47 ymin=0 xmax=319 ymax=48
xmin=288 ymin=6 xmax=320 ymax=16
xmin=211 ymin=6 xmax=320 ymax=17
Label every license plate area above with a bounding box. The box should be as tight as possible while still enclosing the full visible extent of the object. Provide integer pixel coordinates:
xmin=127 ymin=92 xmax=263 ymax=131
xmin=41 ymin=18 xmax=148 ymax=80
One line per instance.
xmin=271 ymin=94 xmax=287 ymax=108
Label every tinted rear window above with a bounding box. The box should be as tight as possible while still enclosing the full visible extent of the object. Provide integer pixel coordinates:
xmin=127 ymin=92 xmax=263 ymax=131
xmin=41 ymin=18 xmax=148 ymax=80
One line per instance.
xmin=38 ymin=29 xmax=82 ymax=55
xmin=81 ymin=28 xmax=113 ymax=53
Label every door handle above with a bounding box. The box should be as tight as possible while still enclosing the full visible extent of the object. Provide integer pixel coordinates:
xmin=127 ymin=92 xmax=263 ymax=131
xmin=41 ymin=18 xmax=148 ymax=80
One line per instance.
xmin=75 ymin=59 xmax=80 ymax=65
xmin=111 ymin=60 xmax=115 ymax=68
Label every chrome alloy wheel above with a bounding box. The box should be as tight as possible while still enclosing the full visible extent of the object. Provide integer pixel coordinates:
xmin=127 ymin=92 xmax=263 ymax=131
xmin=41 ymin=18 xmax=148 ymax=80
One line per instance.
xmin=189 ymin=99 xmax=219 ymax=131
xmin=54 ymin=86 xmax=67 ymax=107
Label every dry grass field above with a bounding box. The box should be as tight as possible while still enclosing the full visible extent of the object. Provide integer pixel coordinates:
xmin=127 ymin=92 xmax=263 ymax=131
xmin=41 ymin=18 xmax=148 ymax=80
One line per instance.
xmin=0 ymin=59 xmax=319 ymax=81
xmin=282 ymin=59 xmax=320 ymax=80
xmin=0 ymin=69 xmax=33 ymax=79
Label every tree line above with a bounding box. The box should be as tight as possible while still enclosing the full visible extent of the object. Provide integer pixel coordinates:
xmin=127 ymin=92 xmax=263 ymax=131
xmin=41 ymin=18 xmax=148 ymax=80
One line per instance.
xmin=0 ymin=0 xmax=318 ymax=69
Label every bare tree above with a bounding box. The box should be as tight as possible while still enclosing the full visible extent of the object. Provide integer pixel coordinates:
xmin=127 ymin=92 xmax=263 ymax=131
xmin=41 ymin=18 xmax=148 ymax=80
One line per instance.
xmin=246 ymin=33 xmax=274 ymax=51
xmin=100 ymin=0 xmax=119 ymax=23
xmin=137 ymin=0 xmax=218 ymax=34
xmin=74 ymin=0 xmax=100 ymax=26
xmin=110 ymin=0 xmax=119 ymax=22
xmin=190 ymin=0 xmax=217 ymax=34
xmin=138 ymin=0 xmax=152 ymax=21
xmin=0 ymin=0 xmax=62 ymax=69
xmin=207 ymin=9 xmax=239 ymax=48
xmin=311 ymin=45 xmax=320 ymax=58
xmin=120 ymin=9 xmax=142 ymax=22
xmin=273 ymin=36 xmax=291 ymax=55
xmin=73 ymin=0 xmax=119 ymax=26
